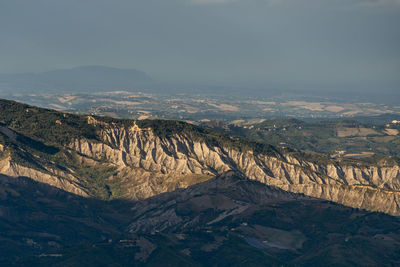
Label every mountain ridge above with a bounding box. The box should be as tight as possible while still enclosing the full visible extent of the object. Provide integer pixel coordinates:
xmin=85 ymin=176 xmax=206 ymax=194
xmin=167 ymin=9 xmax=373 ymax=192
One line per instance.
xmin=1 ymin=98 xmax=400 ymax=216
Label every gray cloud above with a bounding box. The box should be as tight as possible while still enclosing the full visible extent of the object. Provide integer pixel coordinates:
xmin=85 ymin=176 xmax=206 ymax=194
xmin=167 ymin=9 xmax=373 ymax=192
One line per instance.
xmin=190 ymin=0 xmax=237 ymax=4
xmin=188 ymin=0 xmax=400 ymax=7
xmin=359 ymin=0 xmax=400 ymax=6
xmin=188 ymin=0 xmax=284 ymax=5
xmin=0 ymin=0 xmax=398 ymax=91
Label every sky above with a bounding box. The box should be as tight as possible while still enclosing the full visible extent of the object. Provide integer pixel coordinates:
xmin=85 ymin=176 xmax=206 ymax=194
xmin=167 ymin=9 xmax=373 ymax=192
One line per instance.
xmin=0 ymin=0 xmax=399 ymax=91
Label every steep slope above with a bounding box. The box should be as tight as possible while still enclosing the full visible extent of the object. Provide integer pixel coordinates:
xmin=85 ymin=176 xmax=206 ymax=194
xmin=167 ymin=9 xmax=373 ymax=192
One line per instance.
xmin=1 ymin=98 xmax=400 ymax=215
xmin=0 ymin=174 xmax=135 ymax=266
xmin=2 ymin=172 xmax=400 ymax=266
xmin=71 ymin=118 xmax=400 ymax=215
xmin=128 ymin=171 xmax=310 ymax=233
xmin=126 ymin=172 xmax=400 ymax=266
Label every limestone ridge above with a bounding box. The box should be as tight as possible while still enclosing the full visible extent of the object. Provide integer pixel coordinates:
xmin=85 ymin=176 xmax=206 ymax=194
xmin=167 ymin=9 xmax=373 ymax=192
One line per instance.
xmin=0 ymin=126 xmax=88 ymax=196
xmin=1 ymin=99 xmax=400 ymax=215
xmin=67 ymin=120 xmax=400 ymax=215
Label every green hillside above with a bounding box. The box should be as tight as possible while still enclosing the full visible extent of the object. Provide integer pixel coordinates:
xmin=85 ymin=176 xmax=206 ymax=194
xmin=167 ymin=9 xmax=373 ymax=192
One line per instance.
xmin=204 ymin=118 xmax=400 ymax=158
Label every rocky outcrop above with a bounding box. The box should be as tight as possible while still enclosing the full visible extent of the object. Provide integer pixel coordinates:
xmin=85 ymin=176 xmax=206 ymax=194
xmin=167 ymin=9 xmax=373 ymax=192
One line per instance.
xmin=68 ymin=123 xmax=400 ymax=215
xmin=0 ymin=157 xmax=88 ymax=196
xmin=2 ymin=119 xmax=400 ymax=215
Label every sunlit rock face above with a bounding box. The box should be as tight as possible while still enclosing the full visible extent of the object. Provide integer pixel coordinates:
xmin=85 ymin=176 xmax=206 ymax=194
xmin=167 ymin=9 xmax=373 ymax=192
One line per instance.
xmin=1 ymin=103 xmax=400 ymax=215
xmin=67 ymin=121 xmax=400 ymax=215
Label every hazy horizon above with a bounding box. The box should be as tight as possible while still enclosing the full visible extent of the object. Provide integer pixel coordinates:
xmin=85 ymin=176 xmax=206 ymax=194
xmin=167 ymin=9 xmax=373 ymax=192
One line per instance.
xmin=1 ymin=0 xmax=399 ymax=92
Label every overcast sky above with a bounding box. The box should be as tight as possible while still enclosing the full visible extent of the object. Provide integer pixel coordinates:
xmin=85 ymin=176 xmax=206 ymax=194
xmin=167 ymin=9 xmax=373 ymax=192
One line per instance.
xmin=0 ymin=0 xmax=399 ymax=91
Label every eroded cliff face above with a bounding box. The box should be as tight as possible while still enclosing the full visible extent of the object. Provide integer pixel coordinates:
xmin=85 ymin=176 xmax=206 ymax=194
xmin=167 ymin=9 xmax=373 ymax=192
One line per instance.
xmin=2 ymin=118 xmax=400 ymax=215
xmin=66 ymin=121 xmax=400 ymax=216
xmin=0 ymin=156 xmax=88 ymax=196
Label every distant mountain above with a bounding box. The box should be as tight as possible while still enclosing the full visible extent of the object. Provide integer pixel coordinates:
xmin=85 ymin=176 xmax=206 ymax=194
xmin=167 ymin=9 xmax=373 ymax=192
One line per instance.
xmin=0 ymin=66 xmax=153 ymax=93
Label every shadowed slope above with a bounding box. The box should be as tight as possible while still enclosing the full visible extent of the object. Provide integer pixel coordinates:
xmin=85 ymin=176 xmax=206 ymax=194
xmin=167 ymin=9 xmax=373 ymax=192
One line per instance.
xmin=1 ymin=172 xmax=400 ymax=266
